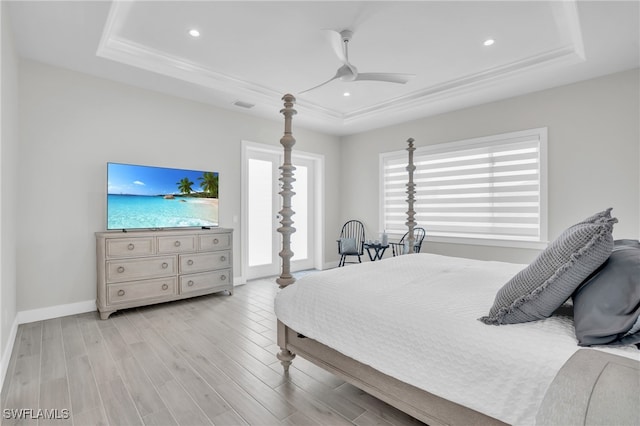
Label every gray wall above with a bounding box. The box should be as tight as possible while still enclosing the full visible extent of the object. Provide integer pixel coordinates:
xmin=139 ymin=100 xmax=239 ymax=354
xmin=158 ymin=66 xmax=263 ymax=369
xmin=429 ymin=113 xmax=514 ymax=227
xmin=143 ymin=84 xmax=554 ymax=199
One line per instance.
xmin=340 ymin=69 xmax=640 ymax=264
xmin=1 ymin=1 xmax=19 ymax=379
xmin=16 ymin=59 xmax=342 ymax=312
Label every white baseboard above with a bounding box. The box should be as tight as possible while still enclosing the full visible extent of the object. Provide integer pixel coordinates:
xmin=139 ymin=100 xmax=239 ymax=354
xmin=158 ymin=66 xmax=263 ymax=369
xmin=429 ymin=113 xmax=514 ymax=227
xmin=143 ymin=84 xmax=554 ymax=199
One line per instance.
xmin=1 ymin=316 xmax=19 ymax=395
xmin=2 ymin=299 xmax=93 ymax=393
xmin=17 ymin=299 xmax=96 ymax=325
xmin=323 ymin=261 xmax=339 ymax=270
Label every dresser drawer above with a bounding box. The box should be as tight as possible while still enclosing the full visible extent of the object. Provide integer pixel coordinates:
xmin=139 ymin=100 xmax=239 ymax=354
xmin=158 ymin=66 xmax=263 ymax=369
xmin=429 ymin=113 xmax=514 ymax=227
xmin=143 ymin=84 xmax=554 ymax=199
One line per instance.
xmin=106 ymin=256 xmax=176 ymax=283
xmin=180 ymin=250 xmax=230 ymax=274
xmin=157 ymin=235 xmax=196 ymax=253
xmin=199 ymin=233 xmax=231 ymax=251
xmin=180 ymin=270 xmax=231 ymax=294
xmin=106 ymin=237 xmax=154 ymax=258
xmin=108 ymin=277 xmax=177 ymax=305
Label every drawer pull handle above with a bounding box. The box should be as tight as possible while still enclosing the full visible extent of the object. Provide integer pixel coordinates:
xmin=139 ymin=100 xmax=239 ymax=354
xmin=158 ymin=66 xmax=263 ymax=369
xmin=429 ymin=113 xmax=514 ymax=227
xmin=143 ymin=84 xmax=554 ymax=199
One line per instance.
xmin=127 ymin=243 xmax=135 ymax=250
xmin=117 ymin=289 xmax=125 ymax=296
xmin=117 ymin=266 xmax=125 ymax=273
xmin=188 ymin=280 xmax=194 ymax=287
xmin=162 ymin=284 xmax=169 ymax=290
xmin=220 ymin=256 xmax=226 ymax=262
xmin=213 ymin=238 xmax=219 ymax=244
xmin=187 ymin=259 xmax=194 ymax=266
xmin=174 ymin=241 xmax=181 ymax=247
xmin=161 ymin=262 xmax=168 ymax=269
xmin=220 ymin=275 xmax=226 ymax=281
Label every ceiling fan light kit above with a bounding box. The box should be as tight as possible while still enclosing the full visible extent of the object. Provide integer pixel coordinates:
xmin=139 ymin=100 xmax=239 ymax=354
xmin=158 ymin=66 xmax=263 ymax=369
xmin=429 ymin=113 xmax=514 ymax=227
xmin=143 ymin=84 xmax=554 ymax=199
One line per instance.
xmin=300 ymin=29 xmax=415 ymax=94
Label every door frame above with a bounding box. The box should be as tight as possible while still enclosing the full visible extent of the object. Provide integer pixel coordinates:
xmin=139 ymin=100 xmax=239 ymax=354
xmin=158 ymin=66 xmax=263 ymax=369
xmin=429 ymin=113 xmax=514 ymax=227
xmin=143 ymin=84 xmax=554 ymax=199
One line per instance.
xmin=240 ymin=140 xmax=324 ymax=282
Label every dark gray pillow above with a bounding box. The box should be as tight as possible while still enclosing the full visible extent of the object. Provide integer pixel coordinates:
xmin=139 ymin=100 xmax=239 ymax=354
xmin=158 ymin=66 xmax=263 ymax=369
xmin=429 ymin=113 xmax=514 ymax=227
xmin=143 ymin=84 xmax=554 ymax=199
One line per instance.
xmin=573 ymin=241 xmax=640 ymax=346
xmin=339 ymin=238 xmax=358 ymax=254
xmin=480 ymin=216 xmax=617 ymax=325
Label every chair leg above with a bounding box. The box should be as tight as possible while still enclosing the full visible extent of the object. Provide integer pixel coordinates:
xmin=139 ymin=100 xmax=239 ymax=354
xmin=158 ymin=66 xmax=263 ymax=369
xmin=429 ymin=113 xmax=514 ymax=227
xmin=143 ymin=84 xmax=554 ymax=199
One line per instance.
xmin=357 ymin=255 xmax=361 ymax=263
xmin=339 ymin=255 xmax=345 ymax=267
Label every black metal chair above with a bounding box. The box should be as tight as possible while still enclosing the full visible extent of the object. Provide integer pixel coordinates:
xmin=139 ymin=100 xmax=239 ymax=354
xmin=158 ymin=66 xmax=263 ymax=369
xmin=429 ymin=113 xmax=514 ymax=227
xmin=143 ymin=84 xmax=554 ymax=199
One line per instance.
xmin=337 ymin=220 xmax=366 ymax=267
xmin=390 ymin=227 xmax=426 ymax=256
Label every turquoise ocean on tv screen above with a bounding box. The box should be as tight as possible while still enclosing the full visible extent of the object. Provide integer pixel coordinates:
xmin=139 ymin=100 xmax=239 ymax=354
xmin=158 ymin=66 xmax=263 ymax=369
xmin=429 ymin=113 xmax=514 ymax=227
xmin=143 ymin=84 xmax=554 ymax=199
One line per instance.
xmin=107 ymin=194 xmax=219 ymax=229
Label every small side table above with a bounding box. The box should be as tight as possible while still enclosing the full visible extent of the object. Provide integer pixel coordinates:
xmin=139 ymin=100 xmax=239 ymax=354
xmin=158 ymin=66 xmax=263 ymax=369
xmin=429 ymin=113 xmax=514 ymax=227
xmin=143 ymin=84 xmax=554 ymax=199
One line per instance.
xmin=364 ymin=242 xmax=389 ymax=261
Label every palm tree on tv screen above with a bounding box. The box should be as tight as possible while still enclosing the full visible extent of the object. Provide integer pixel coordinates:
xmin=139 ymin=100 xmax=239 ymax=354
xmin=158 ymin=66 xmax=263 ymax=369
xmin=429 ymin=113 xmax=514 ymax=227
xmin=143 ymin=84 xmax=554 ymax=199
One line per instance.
xmin=198 ymin=172 xmax=218 ymax=198
xmin=177 ymin=177 xmax=194 ymax=195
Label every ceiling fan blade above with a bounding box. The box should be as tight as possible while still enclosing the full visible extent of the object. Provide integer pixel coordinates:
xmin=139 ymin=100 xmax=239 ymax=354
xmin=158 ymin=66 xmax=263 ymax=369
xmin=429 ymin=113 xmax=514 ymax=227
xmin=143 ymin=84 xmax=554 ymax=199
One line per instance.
xmin=300 ymin=65 xmax=355 ymax=94
xmin=323 ymin=29 xmax=347 ymax=64
xmin=354 ymin=73 xmax=415 ymax=84
xmin=299 ymin=73 xmax=340 ymax=94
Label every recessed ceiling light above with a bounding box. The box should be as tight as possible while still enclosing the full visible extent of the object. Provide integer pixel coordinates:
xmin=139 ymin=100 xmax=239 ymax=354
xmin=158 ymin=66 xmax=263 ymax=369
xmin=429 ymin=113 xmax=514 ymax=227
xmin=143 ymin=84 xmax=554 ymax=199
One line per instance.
xmin=188 ymin=29 xmax=200 ymax=38
xmin=483 ymin=39 xmax=495 ymax=46
xmin=343 ymin=92 xmax=351 ymax=97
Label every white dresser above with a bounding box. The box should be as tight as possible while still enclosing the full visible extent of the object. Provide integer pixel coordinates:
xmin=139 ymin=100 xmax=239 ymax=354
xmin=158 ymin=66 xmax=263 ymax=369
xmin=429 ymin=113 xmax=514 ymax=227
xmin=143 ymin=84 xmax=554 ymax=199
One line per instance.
xmin=96 ymin=228 xmax=233 ymax=319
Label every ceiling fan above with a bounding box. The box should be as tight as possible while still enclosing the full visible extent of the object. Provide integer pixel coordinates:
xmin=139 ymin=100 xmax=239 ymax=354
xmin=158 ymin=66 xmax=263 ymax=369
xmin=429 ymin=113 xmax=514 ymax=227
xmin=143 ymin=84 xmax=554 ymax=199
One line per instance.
xmin=300 ymin=29 xmax=415 ymax=94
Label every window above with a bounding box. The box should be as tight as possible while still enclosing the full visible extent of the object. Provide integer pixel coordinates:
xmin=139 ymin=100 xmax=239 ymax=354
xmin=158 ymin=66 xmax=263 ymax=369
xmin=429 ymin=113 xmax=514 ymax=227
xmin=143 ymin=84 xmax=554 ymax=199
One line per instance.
xmin=380 ymin=128 xmax=547 ymax=248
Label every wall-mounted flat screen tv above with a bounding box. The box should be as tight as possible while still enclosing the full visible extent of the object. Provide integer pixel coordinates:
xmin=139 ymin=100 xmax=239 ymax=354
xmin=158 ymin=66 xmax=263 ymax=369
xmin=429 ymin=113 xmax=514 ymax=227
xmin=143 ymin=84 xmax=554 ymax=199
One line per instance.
xmin=107 ymin=162 xmax=219 ymax=230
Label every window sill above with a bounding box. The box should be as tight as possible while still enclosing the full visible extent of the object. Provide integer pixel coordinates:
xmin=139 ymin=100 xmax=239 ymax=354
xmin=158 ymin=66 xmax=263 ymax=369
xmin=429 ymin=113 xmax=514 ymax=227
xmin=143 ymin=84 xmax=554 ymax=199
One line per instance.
xmin=425 ymin=235 xmax=549 ymax=250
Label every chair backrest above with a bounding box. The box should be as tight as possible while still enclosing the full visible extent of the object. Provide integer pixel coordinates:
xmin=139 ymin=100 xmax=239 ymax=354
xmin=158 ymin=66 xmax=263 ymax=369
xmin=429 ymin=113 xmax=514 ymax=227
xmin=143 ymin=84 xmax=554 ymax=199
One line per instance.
xmin=400 ymin=227 xmax=426 ymax=252
xmin=339 ymin=220 xmax=365 ymax=254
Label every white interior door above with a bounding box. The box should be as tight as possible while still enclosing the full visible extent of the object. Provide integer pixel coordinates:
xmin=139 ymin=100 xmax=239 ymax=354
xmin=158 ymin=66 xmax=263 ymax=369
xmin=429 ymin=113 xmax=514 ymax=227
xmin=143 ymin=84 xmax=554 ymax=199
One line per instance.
xmin=242 ymin=142 xmax=320 ymax=281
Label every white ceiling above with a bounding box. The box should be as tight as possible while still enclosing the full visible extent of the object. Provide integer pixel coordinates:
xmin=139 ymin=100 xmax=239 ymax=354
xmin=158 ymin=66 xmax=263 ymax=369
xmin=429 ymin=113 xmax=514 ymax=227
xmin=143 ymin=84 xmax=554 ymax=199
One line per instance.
xmin=7 ymin=1 xmax=640 ymax=136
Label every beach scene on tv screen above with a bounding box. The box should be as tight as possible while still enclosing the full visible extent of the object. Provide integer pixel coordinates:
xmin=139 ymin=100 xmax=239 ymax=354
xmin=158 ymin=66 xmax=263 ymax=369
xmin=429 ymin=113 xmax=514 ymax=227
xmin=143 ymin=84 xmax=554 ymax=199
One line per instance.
xmin=107 ymin=163 xmax=219 ymax=229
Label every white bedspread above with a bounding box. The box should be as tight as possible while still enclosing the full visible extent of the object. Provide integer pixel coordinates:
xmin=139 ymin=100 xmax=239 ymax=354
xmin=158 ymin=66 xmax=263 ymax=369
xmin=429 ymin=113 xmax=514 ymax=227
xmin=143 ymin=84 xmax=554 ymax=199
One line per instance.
xmin=274 ymin=253 xmax=639 ymax=425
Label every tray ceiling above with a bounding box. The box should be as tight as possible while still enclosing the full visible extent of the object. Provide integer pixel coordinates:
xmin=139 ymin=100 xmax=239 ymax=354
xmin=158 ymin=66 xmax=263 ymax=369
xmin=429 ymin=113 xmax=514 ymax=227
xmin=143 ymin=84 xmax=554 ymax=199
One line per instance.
xmin=7 ymin=1 xmax=640 ymax=135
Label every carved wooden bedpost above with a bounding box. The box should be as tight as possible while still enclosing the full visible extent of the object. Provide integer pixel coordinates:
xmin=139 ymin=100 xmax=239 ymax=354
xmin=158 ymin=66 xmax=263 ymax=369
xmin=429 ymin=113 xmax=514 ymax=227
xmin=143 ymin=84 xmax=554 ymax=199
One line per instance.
xmin=276 ymin=94 xmax=297 ymax=372
xmin=406 ymin=138 xmax=416 ymax=253
xmin=276 ymin=94 xmax=297 ymax=289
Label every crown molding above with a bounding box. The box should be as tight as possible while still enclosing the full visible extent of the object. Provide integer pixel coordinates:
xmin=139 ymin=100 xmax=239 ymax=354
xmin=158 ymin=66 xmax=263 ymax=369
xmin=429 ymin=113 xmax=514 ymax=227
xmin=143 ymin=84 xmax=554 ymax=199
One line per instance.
xmin=342 ymin=44 xmax=583 ymax=124
xmin=97 ymin=0 xmax=586 ymax=130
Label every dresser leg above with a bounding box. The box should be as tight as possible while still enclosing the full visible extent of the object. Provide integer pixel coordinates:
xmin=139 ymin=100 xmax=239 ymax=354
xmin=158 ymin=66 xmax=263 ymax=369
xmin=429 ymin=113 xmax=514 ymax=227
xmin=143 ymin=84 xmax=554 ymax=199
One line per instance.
xmin=99 ymin=310 xmax=114 ymax=320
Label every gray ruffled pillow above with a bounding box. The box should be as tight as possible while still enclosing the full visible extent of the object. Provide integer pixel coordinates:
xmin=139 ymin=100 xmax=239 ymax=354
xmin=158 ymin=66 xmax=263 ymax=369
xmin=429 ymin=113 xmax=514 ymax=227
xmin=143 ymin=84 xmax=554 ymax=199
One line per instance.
xmin=576 ymin=207 xmax=613 ymax=224
xmin=573 ymin=240 xmax=640 ymax=346
xmin=480 ymin=214 xmax=617 ymax=325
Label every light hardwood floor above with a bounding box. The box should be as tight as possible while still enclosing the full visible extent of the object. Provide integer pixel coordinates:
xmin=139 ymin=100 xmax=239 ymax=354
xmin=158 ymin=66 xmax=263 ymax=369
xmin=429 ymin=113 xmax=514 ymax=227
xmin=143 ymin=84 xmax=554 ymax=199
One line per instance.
xmin=1 ymin=278 xmax=426 ymax=426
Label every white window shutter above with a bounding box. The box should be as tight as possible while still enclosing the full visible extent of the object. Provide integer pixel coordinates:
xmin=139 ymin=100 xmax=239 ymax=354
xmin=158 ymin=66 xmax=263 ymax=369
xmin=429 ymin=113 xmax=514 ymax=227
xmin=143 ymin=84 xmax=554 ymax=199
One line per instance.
xmin=381 ymin=128 xmax=547 ymax=246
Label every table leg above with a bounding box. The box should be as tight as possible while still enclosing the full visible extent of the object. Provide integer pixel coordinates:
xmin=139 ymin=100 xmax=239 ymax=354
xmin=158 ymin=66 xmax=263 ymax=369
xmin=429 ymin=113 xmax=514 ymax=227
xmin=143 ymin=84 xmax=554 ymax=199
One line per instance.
xmin=365 ymin=248 xmax=375 ymax=261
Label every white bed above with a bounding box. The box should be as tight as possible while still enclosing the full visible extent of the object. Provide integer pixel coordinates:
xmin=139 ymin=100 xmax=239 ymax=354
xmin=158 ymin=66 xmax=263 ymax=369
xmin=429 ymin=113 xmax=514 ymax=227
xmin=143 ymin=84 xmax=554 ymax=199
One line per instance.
xmin=272 ymin=94 xmax=640 ymax=426
xmin=275 ymin=253 xmax=639 ymax=425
